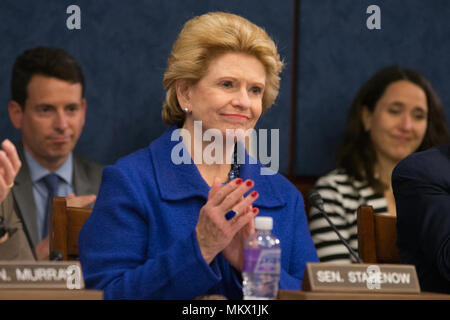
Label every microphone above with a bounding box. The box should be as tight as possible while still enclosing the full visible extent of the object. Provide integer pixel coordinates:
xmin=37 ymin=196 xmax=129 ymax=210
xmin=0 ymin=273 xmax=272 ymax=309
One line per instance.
xmin=50 ymin=250 xmax=63 ymax=261
xmin=307 ymin=189 xmax=363 ymax=264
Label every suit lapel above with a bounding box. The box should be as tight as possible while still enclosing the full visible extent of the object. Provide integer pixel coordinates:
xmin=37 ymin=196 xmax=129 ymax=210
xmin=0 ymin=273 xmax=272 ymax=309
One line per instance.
xmin=12 ymin=144 xmax=39 ymax=246
xmin=73 ymin=155 xmax=95 ymax=195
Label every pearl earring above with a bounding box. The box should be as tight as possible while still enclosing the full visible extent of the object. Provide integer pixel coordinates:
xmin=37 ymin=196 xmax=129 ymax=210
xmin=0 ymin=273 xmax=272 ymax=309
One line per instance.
xmin=183 ymin=107 xmax=189 ymax=113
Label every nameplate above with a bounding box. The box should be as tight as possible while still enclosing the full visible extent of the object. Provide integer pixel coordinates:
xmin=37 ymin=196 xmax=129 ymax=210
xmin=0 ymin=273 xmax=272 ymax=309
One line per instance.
xmin=0 ymin=261 xmax=84 ymax=289
xmin=302 ymin=263 xmax=420 ymax=294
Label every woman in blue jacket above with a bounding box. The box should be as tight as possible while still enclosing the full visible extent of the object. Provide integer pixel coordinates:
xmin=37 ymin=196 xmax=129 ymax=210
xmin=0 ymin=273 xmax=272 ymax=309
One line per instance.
xmin=78 ymin=11 xmax=318 ymax=300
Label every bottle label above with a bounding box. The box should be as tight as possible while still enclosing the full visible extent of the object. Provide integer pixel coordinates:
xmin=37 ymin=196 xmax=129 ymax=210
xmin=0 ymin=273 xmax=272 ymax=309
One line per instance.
xmin=243 ymin=248 xmax=281 ymax=273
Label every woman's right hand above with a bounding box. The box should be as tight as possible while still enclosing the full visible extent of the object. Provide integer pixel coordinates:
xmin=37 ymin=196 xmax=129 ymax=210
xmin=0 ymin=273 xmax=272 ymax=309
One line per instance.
xmin=0 ymin=139 xmax=21 ymax=203
xmin=195 ymin=177 xmax=258 ymax=265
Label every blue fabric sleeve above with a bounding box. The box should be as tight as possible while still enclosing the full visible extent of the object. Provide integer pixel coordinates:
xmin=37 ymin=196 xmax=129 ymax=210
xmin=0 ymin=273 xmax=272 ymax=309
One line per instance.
xmin=280 ymin=193 xmax=319 ymax=290
xmin=78 ymin=166 xmax=222 ymax=299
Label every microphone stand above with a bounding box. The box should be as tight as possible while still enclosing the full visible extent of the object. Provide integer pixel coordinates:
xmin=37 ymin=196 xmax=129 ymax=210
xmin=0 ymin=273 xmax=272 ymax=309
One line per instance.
xmin=308 ymin=190 xmax=363 ymax=264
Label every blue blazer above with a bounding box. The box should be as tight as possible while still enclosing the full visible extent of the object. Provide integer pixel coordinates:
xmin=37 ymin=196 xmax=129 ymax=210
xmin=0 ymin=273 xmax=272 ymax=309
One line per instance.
xmin=78 ymin=126 xmax=318 ymax=299
xmin=392 ymin=144 xmax=450 ymax=293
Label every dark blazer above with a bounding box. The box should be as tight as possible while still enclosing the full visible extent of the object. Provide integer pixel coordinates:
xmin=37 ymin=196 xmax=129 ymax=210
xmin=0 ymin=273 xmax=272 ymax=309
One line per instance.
xmin=392 ymin=144 xmax=450 ymax=293
xmin=11 ymin=144 xmax=104 ymax=257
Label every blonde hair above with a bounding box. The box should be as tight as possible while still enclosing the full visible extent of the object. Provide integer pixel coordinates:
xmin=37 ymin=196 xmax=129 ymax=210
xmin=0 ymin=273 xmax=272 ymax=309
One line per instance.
xmin=162 ymin=12 xmax=284 ymax=127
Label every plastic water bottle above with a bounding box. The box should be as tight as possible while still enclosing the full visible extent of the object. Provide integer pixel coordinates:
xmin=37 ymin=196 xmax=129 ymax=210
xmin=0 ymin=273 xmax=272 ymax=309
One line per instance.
xmin=242 ymin=216 xmax=281 ymax=300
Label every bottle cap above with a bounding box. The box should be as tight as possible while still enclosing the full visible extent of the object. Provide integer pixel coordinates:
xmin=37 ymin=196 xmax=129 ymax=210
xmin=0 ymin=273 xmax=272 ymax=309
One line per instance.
xmin=254 ymin=216 xmax=273 ymax=230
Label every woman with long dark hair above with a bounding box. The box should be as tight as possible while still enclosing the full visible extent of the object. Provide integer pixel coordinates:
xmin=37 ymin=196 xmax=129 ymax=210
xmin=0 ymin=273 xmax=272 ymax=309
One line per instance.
xmin=309 ymin=66 xmax=449 ymax=263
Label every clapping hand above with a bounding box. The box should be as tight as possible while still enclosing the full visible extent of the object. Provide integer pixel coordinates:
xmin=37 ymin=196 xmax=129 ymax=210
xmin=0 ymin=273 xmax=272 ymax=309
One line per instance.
xmin=196 ymin=177 xmax=259 ymax=269
xmin=0 ymin=139 xmax=21 ymax=203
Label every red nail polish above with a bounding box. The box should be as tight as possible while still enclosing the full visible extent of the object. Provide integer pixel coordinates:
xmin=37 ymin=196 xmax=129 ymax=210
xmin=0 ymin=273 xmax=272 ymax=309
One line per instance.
xmin=235 ymin=178 xmax=243 ymax=185
xmin=246 ymin=180 xmax=253 ymax=187
xmin=253 ymin=207 xmax=258 ymax=214
xmin=251 ymin=191 xmax=258 ymax=197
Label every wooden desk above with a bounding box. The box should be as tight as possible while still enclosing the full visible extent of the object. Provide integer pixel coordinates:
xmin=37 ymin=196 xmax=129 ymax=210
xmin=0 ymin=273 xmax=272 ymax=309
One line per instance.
xmin=278 ymin=290 xmax=450 ymax=300
xmin=0 ymin=289 xmax=103 ymax=300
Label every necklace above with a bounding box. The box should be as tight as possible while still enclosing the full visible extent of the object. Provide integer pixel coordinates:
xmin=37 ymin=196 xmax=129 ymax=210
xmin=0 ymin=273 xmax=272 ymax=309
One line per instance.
xmin=227 ymin=144 xmax=240 ymax=181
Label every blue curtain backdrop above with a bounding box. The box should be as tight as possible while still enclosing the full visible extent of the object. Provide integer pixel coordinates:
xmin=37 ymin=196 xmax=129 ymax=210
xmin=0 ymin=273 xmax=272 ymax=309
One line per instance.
xmin=296 ymin=0 xmax=450 ymax=176
xmin=0 ymin=0 xmax=449 ymax=177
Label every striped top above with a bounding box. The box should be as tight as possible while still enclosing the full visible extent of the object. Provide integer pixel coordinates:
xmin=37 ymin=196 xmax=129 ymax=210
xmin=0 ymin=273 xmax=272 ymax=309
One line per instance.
xmin=308 ymin=168 xmax=389 ymax=263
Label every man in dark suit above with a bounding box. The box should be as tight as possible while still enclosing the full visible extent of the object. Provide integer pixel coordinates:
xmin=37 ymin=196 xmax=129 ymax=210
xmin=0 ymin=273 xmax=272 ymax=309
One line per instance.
xmin=6 ymin=47 xmax=103 ymax=260
xmin=392 ymin=144 xmax=450 ymax=293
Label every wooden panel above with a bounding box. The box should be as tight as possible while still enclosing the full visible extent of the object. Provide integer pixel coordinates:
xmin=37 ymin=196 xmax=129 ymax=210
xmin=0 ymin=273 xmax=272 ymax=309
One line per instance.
xmin=278 ymin=290 xmax=450 ymax=300
xmin=67 ymin=208 xmax=91 ymax=258
xmin=50 ymin=197 xmax=68 ymax=260
xmin=0 ymin=289 xmax=102 ymax=300
xmin=357 ymin=206 xmax=377 ymax=263
xmin=357 ymin=206 xmax=400 ymax=264
xmin=50 ymin=197 xmax=92 ymax=260
xmin=374 ymin=215 xmax=400 ymax=263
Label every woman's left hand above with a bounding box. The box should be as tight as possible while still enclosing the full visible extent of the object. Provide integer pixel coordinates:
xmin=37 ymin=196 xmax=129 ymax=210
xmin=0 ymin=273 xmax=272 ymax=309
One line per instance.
xmin=222 ymin=206 xmax=258 ymax=271
xmin=207 ymin=179 xmax=259 ymax=271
